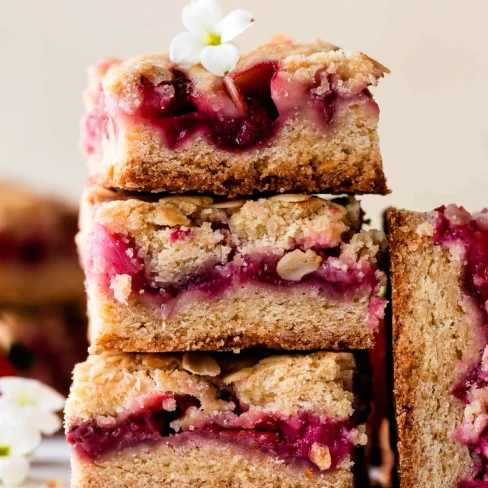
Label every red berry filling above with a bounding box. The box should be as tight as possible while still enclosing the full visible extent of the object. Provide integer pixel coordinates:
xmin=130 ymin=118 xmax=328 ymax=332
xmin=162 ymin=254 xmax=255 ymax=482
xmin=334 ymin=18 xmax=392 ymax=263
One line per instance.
xmin=67 ymin=392 xmax=361 ymax=471
xmin=434 ymin=205 xmax=488 ymax=485
xmin=83 ymin=61 xmax=378 ymax=155
xmin=85 ymin=225 xmax=386 ymax=327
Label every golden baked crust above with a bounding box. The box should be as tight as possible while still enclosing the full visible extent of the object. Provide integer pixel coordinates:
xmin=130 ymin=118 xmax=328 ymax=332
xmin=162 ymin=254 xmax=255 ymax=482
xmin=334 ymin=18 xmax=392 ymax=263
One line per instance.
xmin=71 ymin=442 xmax=354 ymax=488
xmin=87 ymin=285 xmax=376 ymax=353
xmin=84 ymin=40 xmax=389 ymax=196
xmin=387 ymin=208 xmax=476 ymax=487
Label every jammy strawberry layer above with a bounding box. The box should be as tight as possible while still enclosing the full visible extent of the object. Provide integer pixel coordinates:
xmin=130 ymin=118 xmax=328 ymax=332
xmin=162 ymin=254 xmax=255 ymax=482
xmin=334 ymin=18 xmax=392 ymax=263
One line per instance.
xmin=434 ymin=205 xmax=488 ymax=486
xmin=67 ymin=393 xmax=362 ymax=472
xmin=86 ymin=224 xmax=385 ymax=326
xmin=84 ymin=60 xmax=378 ymax=155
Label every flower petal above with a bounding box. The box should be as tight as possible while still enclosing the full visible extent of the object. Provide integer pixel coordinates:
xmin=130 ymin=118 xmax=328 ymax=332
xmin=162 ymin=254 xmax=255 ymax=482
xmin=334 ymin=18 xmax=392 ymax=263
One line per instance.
xmin=25 ymin=407 xmax=61 ymax=436
xmin=200 ymin=44 xmax=240 ymax=77
xmin=0 ymin=377 xmax=65 ymax=413
xmin=182 ymin=0 xmax=222 ymax=36
xmin=0 ymin=455 xmax=30 ymax=486
xmin=170 ymin=32 xmax=205 ymax=68
xmin=219 ymin=10 xmax=254 ymax=43
xmin=0 ymin=418 xmax=40 ymax=457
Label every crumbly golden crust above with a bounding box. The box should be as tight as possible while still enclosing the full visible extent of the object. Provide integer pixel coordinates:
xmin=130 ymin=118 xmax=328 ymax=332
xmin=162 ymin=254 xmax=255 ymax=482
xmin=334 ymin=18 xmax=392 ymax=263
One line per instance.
xmin=86 ymin=40 xmax=389 ymax=196
xmin=387 ymin=209 xmax=477 ymax=487
xmin=71 ymin=442 xmax=354 ymax=488
xmin=65 ymin=351 xmax=357 ymax=423
xmin=87 ymin=285 xmax=375 ymax=353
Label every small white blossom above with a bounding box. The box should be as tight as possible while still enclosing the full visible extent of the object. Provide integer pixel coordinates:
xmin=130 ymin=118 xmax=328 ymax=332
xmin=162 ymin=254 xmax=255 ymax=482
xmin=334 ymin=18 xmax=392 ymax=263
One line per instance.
xmin=170 ymin=0 xmax=254 ymax=76
xmin=0 ymin=377 xmax=65 ymax=436
xmin=0 ymin=408 xmax=41 ymax=486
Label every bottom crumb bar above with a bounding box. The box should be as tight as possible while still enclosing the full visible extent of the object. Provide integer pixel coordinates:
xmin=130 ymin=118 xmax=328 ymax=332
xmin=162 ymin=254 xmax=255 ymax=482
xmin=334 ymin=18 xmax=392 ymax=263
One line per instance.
xmin=66 ymin=351 xmax=369 ymax=487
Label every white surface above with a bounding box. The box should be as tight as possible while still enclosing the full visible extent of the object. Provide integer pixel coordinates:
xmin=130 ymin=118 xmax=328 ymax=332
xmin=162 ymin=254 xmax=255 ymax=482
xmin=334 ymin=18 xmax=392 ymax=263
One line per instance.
xmin=0 ymin=0 xmax=487 ymax=226
xmin=21 ymin=437 xmax=70 ymax=487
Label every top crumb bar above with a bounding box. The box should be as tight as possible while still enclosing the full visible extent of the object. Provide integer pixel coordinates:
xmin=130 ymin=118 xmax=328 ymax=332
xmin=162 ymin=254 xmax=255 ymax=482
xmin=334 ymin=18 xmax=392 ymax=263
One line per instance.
xmin=83 ymin=40 xmax=389 ymax=197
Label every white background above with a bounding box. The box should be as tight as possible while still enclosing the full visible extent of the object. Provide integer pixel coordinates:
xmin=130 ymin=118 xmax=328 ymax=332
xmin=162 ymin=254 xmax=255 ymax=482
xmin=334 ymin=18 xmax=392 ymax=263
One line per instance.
xmin=1 ymin=0 xmax=487 ymax=224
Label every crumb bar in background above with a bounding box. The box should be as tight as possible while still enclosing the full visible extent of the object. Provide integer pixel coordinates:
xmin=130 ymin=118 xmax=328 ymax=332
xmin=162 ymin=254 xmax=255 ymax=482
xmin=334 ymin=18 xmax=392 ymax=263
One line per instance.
xmin=66 ymin=351 xmax=369 ymax=488
xmin=83 ymin=40 xmax=389 ymax=197
xmin=0 ymin=181 xmax=84 ymax=304
xmin=0 ymin=305 xmax=88 ymax=394
xmin=79 ymin=187 xmax=387 ymax=353
xmin=388 ymin=206 xmax=488 ymax=487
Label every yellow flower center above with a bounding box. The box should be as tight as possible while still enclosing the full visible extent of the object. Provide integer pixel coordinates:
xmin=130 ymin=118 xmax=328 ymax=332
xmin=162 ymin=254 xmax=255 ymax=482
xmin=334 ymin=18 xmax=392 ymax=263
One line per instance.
xmin=206 ymin=32 xmax=221 ymax=46
xmin=0 ymin=446 xmax=10 ymax=456
xmin=19 ymin=396 xmax=35 ymax=407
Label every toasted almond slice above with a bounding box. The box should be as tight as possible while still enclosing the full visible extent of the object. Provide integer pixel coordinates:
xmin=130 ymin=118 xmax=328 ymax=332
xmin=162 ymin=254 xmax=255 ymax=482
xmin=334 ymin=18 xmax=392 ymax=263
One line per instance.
xmin=222 ymin=367 xmax=254 ymax=384
xmin=224 ymin=76 xmax=248 ymax=113
xmin=310 ymin=443 xmax=332 ymax=471
xmin=161 ymin=196 xmax=214 ymax=207
xmin=211 ymin=200 xmax=247 ymax=209
xmin=182 ymin=352 xmax=221 ymax=377
xmin=269 ymin=194 xmax=311 ymax=203
xmin=361 ymin=53 xmax=391 ymax=74
xmin=276 ymin=249 xmax=322 ymax=281
xmin=258 ymin=355 xmax=294 ymax=366
xmin=149 ymin=205 xmax=190 ymax=227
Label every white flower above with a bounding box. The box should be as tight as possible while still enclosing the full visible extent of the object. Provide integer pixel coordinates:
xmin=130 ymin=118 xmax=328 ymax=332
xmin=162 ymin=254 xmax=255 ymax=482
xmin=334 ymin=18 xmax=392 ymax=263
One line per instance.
xmin=170 ymin=0 xmax=254 ymax=76
xmin=0 ymin=377 xmax=65 ymax=436
xmin=0 ymin=408 xmax=41 ymax=486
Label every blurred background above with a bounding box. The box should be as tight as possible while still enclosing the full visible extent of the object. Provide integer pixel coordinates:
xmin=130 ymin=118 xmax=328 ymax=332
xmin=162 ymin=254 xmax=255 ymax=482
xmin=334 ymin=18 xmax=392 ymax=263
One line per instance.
xmin=1 ymin=0 xmax=487 ymax=223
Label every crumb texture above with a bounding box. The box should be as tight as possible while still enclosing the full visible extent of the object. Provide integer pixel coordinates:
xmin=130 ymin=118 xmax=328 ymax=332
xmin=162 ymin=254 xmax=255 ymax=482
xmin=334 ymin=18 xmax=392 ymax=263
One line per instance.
xmin=71 ymin=442 xmax=354 ymax=488
xmin=65 ymin=351 xmax=357 ymax=423
xmin=388 ymin=208 xmax=476 ymax=487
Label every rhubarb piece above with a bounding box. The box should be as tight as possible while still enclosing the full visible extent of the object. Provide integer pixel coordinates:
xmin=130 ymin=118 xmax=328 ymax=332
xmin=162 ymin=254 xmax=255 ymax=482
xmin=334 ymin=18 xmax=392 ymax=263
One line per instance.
xmin=388 ymin=206 xmax=488 ymax=487
xmin=0 ymin=181 xmax=84 ymax=303
xmin=0 ymin=305 xmax=88 ymax=394
xmin=83 ymin=40 xmax=389 ymax=197
xmin=79 ymin=187 xmax=387 ymax=353
xmin=66 ymin=351 xmax=369 ymax=488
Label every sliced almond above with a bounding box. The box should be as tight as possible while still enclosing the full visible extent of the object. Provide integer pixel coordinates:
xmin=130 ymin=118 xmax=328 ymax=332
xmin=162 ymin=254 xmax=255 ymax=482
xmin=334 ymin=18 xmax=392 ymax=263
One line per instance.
xmin=182 ymin=352 xmax=221 ymax=377
xmin=276 ymin=249 xmax=322 ymax=281
xmin=224 ymin=76 xmax=247 ymax=113
xmin=161 ymin=196 xmax=214 ymax=207
xmin=361 ymin=53 xmax=391 ymax=74
xmin=269 ymin=194 xmax=311 ymax=203
xmin=149 ymin=205 xmax=190 ymax=227
xmin=211 ymin=200 xmax=247 ymax=209
xmin=258 ymin=355 xmax=294 ymax=366
xmin=222 ymin=367 xmax=254 ymax=384
xmin=310 ymin=443 xmax=332 ymax=471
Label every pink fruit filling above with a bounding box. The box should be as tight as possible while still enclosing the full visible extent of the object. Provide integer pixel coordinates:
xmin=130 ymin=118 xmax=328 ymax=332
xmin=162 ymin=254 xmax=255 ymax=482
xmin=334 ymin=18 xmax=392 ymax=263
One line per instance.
xmin=85 ymin=225 xmax=386 ymax=327
xmin=67 ymin=392 xmax=361 ymax=471
xmin=434 ymin=205 xmax=488 ymax=486
xmin=83 ymin=61 xmax=378 ymax=155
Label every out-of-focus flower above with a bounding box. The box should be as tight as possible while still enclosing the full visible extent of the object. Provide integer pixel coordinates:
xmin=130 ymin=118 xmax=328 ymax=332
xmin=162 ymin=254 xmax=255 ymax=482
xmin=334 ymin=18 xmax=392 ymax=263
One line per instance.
xmin=0 ymin=407 xmax=41 ymax=486
xmin=0 ymin=377 xmax=65 ymax=435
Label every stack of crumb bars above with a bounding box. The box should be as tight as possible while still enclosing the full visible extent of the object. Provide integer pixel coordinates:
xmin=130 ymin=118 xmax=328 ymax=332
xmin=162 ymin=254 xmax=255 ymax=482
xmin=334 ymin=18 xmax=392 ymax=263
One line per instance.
xmin=65 ymin=39 xmax=390 ymax=487
xmin=0 ymin=181 xmax=87 ymax=394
